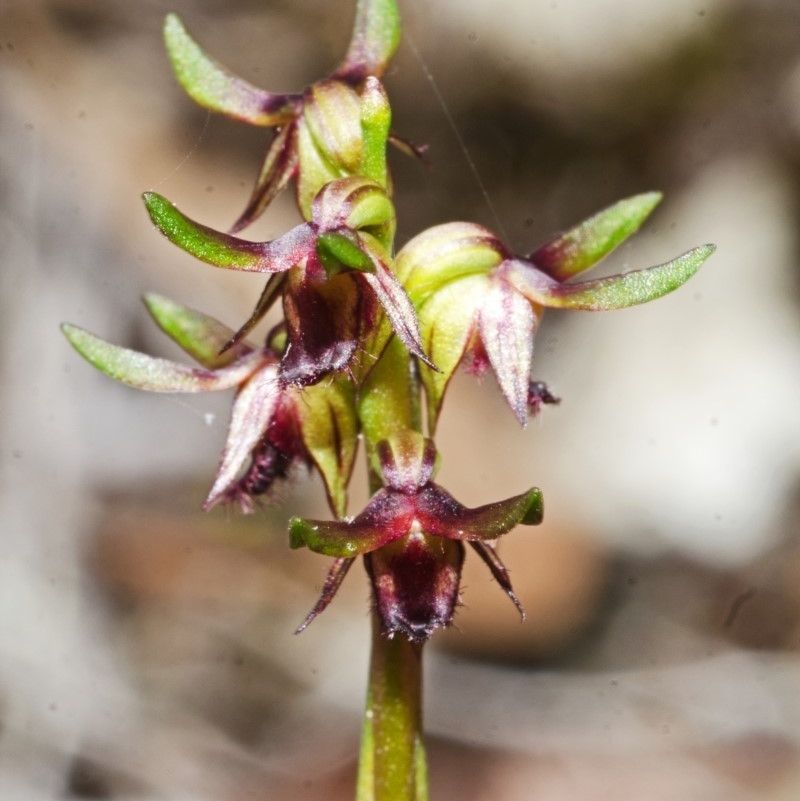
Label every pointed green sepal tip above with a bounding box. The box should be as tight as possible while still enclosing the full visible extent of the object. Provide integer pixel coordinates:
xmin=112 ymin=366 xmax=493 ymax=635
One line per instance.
xmin=142 ymin=292 xmax=248 ymax=369
xmin=532 ymin=191 xmax=664 ymax=282
xmin=521 ymin=487 xmax=544 ymax=525
xmin=143 ymin=192 xmax=274 ymax=272
xmin=288 ymin=516 xmax=370 ymax=556
xmin=60 ymin=323 xmax=258 ymax=392
xmin=142 ymin=192 xmax=314 ymax=273
xmin=163 ymin=13 xmax=299 ymax=126
xmin=509 ymin=244 xmax=716 ymax=311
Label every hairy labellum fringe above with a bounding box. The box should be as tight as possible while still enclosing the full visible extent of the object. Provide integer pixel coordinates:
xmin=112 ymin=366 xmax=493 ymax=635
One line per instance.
xmin=222 ymin=438 xmax=294 ymax=513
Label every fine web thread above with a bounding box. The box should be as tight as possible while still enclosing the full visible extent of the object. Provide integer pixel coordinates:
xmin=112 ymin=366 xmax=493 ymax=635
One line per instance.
xmin=152 ymin=108 xmax=219 ymax=430
xmin=405 ymin=31 xmax=509 ymax=243
xmin=153 ymin=110 xmax=211 ymax=189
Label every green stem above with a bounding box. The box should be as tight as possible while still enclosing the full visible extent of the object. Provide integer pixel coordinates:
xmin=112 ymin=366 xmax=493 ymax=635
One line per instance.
xmin=354 ymin=250 xmax=428 ymax=798
xmin=357 ymin=612 xmax=428 ymax=801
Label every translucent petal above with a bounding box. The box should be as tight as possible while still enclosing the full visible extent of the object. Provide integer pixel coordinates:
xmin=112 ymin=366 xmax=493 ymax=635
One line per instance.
xmin=204 ymin=363 xmax=281 ymax=509
xmin=417 ymin=274 xmax=487 ymax=433
xmin=296 ymin=117 xmax=340 ymax=221
xmin=303 ymin=81 xmax=363 ymax=175
xmin=478 ymin=277 xmax=537 ymax=426
xmin=359 ymin=246 xmax=435 ymax=370
xmin=396 ymin=221 xmax=505 ymax=303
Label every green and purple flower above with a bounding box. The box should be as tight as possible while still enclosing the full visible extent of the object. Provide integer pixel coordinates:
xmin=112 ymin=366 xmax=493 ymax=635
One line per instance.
xmin=143 ymin=176 xmax=434 ymax=387
xmin=163 ymin=0 xmax=400 ymax=225
xmin=290 ymin=431 xmax=543 ymax=641
xmin=62 ymin=294 xmax=358 ymax=517
xmin=399 ymin=193 xmax=716 ymax=428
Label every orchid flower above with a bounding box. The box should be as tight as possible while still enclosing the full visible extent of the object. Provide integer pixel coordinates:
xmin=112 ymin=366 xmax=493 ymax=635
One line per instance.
xmin=290 ymin=431 xmax=543 ymax=641
xmin=143 ymin=176 xmax=434 ymax=387
xmin=398 ymin=193 xmax=716 ymax=428
xmin=163 ymin=0 xmax=400 ymax=225
xmin=62 ymin=294 xmax=358 ymax=517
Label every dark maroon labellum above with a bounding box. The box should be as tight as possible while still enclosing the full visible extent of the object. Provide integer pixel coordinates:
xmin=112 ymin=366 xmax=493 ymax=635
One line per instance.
xmin=221 ymin=437 xmax=294 ymax=513
xmin=280 ymin=272 xmax=361 ymax=386
xmin=365 ymin=532 xmax=464 ymax=642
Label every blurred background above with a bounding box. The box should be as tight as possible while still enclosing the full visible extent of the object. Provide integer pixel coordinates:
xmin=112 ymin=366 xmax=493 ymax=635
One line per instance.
xmin=2 ymin=0 xmax=799 ymax=798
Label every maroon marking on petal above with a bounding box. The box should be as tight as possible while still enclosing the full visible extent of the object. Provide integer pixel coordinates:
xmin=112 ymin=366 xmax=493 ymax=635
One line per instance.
xmin=355 ymin=489 xmax=417 ymax=537
xmin=479 ymin=276 xmax=535 ymax=425
xmin=280 ymin=272 xmax=360 ymax=386
xmin=529 ymin=239 xmax=572 ymax=281
xmin=360 ymin=263 xmax=437 ymax=370
xmin=366 ymin=534 xmax=464 ymax=642
xmin=463 ymin=333 xmax=491 ymax=377
xmin=257 ymin=223 xmax=318 ymax=273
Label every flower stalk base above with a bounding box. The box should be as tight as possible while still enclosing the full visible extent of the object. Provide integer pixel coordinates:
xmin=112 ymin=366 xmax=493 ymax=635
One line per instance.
xmin=357 ymin=612 xmax=427 ymax=801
